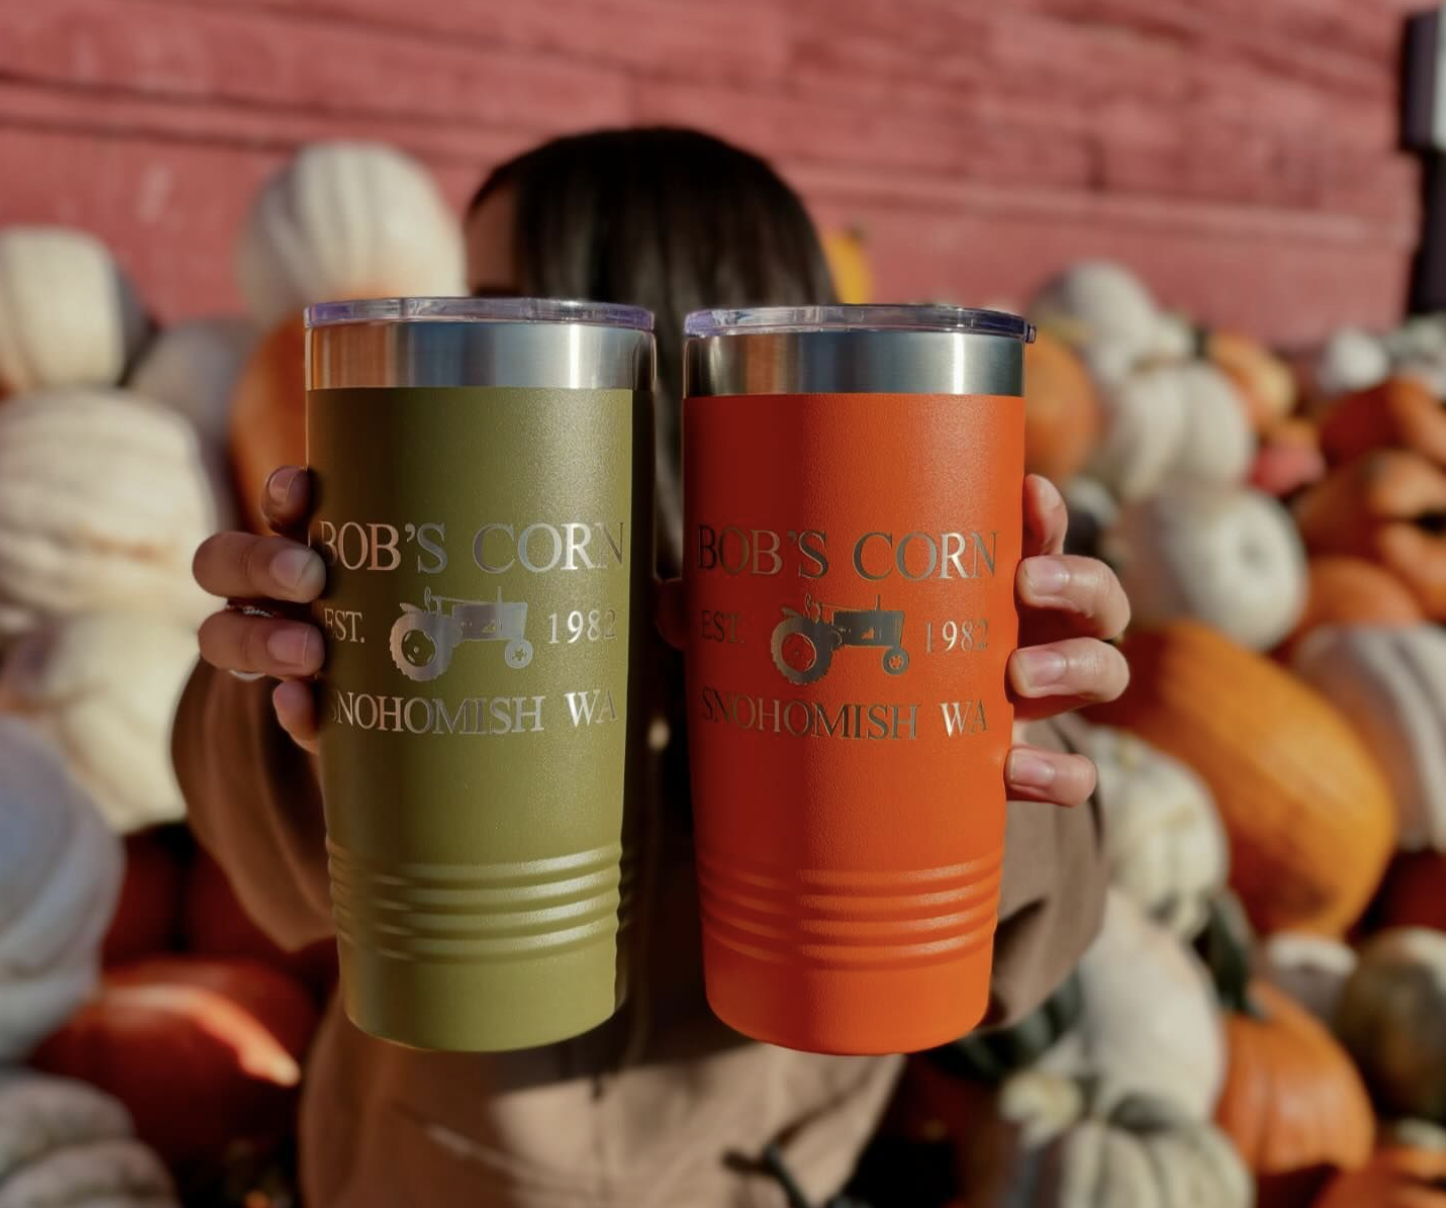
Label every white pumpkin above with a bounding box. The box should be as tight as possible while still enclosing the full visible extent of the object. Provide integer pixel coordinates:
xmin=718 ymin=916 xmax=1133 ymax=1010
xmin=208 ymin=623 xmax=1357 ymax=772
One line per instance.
xmin=0 ymin=720 xmax=122 ymax=1060
xmin=127 ymin=316 xmax=256 ymax=451
xmin=1080 ymin=726 xmax=1227 ymax=939
xmin=1087 ymin=365 xmax=1190 ymax=501
xmin=0 ymin=1073 xmax=177 ymax=1208
xmin=0 ymin=388 xmax=217 ymax=636
xmin=237 ymin=141 xmax=466 ymax=330
xmin=0 ymin=614 xmax=198 ymax=833
xmin=1172 ymin=362 xmax=1255 ymax=485
xmin=965 ymin=1072 xmax=1252 ymax=1208
xmin=1104 ymin=484 xmax=1307 ymax=650
xmin=1336 ymin=927 xmax=1446 ymax=1123
xmin=1292 ymin=625 xmax=1446 ymax=851
xmin=1151 ymin=311 xmax=1198 ymax=365
xmin=1036 ymin=890 xmax=1225 ymax=1119
xmin=1029 ymin=262 xmax=1160 ymax=386
xmin=1317 ymin=327 xmax=1390 ymax=399
xmin=1258 ymin=932 xmax=1357 ymax=1025
xmin=0 ymin=228 xmax=148 ymax=397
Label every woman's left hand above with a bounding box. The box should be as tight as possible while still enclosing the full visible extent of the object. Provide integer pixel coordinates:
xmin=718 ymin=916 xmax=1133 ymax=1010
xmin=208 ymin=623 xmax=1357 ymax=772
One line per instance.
xmin=1005 ymin=474 xmax=1131 ymax=808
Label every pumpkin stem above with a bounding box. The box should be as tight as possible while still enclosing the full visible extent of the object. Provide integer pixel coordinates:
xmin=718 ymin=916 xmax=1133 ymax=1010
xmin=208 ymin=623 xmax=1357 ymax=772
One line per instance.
xmin=1197 ymin=893 xmax=1264 ymax=1019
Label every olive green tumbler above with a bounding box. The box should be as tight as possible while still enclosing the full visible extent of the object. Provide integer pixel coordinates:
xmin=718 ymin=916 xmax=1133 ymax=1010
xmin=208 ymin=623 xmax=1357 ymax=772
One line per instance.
xmin=305 ymin=298 xmax=654 ymax=1051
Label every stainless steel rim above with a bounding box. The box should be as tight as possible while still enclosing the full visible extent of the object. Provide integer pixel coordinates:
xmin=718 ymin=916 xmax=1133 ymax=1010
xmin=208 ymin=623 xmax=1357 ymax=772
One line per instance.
xmin=309 ymin=320 xmax=656 ymax=391
xmin=684 ymin=329 xmax=1026 ymax=397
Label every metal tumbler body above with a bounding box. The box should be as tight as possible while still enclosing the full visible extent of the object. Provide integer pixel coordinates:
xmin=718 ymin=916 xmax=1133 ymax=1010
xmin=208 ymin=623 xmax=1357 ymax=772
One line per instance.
xmin=682 ymin=305 xmax=1032 ymax=1055
xmin=305 ymin=298 xmax=654 ymax=1051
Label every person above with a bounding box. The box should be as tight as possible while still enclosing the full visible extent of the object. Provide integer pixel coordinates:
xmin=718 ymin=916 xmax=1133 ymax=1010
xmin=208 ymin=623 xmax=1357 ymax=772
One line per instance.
xmin=177 ymin=128 xmax=1130 ymax=1208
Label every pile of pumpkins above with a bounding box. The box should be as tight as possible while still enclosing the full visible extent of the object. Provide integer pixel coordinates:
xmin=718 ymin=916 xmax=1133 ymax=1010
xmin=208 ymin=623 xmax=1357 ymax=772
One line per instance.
xmin=876 ymin=261 xmax=1446 ymax=1208
xmin=0 ymin=142 xmax=466 ymax=1204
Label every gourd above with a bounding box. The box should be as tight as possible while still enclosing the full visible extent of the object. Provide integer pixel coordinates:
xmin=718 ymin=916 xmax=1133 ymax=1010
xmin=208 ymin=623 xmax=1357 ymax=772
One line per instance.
xmin=926 ymin=974 xmax=1083 ymax=1085
xmin=960 ymin=1071 xmax=1252 ymax=1208
xmin=0 ymin=614 xmax=200 ymax=834
xmin=0 ymin=719 xmax=121 ymax=1037
xmin=184 ymin=849 xmax=338 ymax=997
xmin=1029 ymin=261 xmax=1161 ymax=388
xmin=1203 ymin=897 xmax=1375 ymax=1207
xmin=1251 ymin=418 xmax=1325 ymax=498
xmin=1336 ymin=928 xmax=1446 ymax=1124
xmin=0 ymin=389 xmax=217 ymax=635
xmin=1316 ymin=328 xmax=1390 ymax=399
xmin=0 ymin=227 xmax=149 ymax=398
xmin=1087 ymin=363 xmax=1253 ymax=502
xmin=0 ymin=718 xmax=122 ymax=1060
xmin=1319 ymin=378 xmax=1446 ymax=467
xmin=1376 ymin=852 xmax=1446 ymax=933
xmin=1023 ymin=330 xmax=1100 ymax=484
xmin=32 ymin=956 xmax=319 ymax=1163
xmin=236 ymin=140 xmax=465 ymax=331
xmin=1292 ymin=625 xmax=1446 ymax=851
xmin=1207 ymin=329 xmax=1297 ymax=432
xmin=102 ymin=830 xmax=185 ymax=966
xmin=228 ymin=316 xmax=304 ymax=532
xmin=0 ymin=1072 xmax=178 ymax=1208
xmin=1292 ymin=450 xmax=1446 ymax=619
xmin=1279 ymin=557 xmax=1423 ymax=658
xmin=127 ymin=316 xmax=256 ymax=452
xmin=1035 ymin=890 xmax=1225 ymax=1119
xmin=1087 ymin=621 xmax=1395 ymax=936
xmin=1258 ymin=932 xmax=1357 ymax=1025
xmin=1079 ymin=726 xmax=1226 ymax=939
xmin=1104 ymin=484 xmax=1306 ymax=651
xmin=1315 ymin=1122 xmax=1446 ymax=1208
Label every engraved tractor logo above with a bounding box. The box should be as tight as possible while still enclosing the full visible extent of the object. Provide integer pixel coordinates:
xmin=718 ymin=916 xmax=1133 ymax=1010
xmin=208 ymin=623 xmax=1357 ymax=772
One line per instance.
xmin=389 ymin=587 xmax=533 ymax=683
xmin=770 ymin=593 xmax=909 ymax=685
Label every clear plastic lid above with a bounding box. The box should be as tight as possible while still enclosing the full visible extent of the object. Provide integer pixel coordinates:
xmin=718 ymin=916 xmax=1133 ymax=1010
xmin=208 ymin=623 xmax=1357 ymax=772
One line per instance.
xmin=306 ymin=296 xmax=654 ymax=332
xmin=685 ymin=304 xmax=1033 ymax=342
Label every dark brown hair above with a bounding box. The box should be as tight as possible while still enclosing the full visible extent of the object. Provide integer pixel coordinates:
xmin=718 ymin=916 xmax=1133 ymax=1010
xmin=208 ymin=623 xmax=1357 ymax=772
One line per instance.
xmin=468 ymin=127 xmax=836 ymax=573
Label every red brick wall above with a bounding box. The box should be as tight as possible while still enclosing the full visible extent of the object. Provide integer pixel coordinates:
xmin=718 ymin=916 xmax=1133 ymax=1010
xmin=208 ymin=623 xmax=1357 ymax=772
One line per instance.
xmin=0 ymin=0 xmax=1424 ymax=346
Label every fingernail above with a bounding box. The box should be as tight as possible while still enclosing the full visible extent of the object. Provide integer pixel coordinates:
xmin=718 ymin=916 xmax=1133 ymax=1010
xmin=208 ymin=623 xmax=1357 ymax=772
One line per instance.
xmin=267 ymin=467 xmax=299 ymax=507
xmin=1024 ymin=557 xmax=1070 ymax=598
xmin=272 ymin=547 xmax=322 ymax=594
xmin=267 ymin=626 xmax=314 ymax=669
xmin=1015 ymin=648 xmax=1067 ymax=692
xmin=1008 ymin=749 xmax=1057 ymax=789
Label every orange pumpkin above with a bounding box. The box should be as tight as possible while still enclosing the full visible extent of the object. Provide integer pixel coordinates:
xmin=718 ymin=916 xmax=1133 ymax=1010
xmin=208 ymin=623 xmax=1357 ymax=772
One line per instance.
xmin=1023 ymin=330 xmax=1100 ymax=483
xmin=1087 ymin=621 xmax=1395 ymax=936
xmin=1375 ymin=852 xmax=1446 ymax=933
xmin=1293 ymin=451 xmax=1446 ymax=619
xmin=1314 ymin=1142 xmax=1446 ymax=1207
xmin=32 ymin=955 xmax=318 ymax=1164
xmin=1277 ymin=557 xmax=1424 ymax=659
xmin=1319 ymin=378 xmax=1446 ymax=467
xmin=1201 ymin=898 xmax=1375 ymax=1208
xmin=1208 ymin=329 xmax=1297 ymax=432
xmin=229 ymin=314 xmax=305 ymax=533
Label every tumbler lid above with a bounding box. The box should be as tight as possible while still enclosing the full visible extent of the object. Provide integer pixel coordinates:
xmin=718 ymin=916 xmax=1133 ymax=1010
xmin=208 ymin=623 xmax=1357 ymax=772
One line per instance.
xmin=307 ymin=296 xmax=654 ymax=332
xmin=684 ymin=304 xmax=1033 ymax=342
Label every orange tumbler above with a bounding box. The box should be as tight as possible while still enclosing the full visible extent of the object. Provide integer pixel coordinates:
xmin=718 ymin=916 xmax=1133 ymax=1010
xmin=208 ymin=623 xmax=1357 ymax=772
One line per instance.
xmin=681 ymin=305 xmax=1033 ymax=1054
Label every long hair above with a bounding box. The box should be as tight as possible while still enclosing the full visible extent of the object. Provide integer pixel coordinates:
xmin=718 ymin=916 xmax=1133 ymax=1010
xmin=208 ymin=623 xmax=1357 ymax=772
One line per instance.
xmin=468 ymin=128 xmax=836 ymax=575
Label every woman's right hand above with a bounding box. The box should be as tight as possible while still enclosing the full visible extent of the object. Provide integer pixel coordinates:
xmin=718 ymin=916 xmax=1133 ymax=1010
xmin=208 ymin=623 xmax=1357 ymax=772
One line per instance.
xmin=193 ymin=466 xmax=325 ymax=754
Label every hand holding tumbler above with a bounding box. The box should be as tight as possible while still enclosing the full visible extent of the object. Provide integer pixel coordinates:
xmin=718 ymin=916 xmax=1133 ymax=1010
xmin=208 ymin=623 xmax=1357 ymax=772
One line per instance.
xmin=681 ymin=305 xmax=1033 ymax=1054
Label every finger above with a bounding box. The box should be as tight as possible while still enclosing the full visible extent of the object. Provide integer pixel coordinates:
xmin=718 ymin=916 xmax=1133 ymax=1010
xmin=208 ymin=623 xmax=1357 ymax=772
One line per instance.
xmin=1017 ymin=555 xmax=1132 ymax=644
xmin=198 ymin=611 xmax=324 ymax=678
xmin=273 ymin=679 xmax=320 ymax=755
xmin=1022 ymin=474 xmax=1068 ymax=559
xmin=1005 ymin=745 xmax=1097 ymax=807
xmin=193 ymin=532 xmax=325 ymax=604
xmin=261 ymin=466 xmax=312 ymax=538
xmin=654 ymin=577 xmax=686 ymax=650
xmin=1008 ymin=637 xmax=1130 ymax=720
